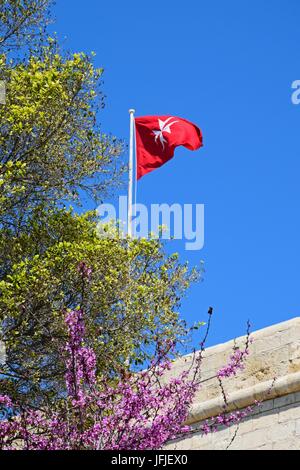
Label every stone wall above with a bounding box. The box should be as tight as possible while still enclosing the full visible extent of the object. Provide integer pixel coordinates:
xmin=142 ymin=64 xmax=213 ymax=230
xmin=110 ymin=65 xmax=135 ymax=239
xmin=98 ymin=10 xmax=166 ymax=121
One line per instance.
xmin=165 ymin=317 xmax=300 ymax=450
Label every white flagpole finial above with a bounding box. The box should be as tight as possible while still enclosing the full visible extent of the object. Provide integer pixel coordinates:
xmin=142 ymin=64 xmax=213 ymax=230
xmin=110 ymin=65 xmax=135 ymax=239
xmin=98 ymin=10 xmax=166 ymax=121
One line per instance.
xmin=128 ymin=109 xmax=135 ymax=237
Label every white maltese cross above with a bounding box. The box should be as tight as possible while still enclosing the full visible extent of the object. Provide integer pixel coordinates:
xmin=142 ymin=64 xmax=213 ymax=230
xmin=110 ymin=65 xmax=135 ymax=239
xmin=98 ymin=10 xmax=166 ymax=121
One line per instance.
xmin=153 ymin=117 xmax=178 ymax=150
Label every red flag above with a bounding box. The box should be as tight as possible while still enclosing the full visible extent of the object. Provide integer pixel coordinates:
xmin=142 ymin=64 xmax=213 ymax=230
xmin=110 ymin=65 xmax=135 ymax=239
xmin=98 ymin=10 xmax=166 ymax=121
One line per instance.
xmin=135 ymin=115 xmax=203 ymax=179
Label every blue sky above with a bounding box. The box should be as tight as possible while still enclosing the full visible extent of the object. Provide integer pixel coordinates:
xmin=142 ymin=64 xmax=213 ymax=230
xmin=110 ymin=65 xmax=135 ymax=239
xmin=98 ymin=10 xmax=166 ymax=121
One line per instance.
xmin=53 ymin=0 xmax=300 ymax=347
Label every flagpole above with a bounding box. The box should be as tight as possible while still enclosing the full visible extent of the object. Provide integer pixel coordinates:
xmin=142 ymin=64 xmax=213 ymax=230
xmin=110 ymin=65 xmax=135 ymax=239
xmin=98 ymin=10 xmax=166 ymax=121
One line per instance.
xmin=128 ymin=108 xmax=135 ymax=237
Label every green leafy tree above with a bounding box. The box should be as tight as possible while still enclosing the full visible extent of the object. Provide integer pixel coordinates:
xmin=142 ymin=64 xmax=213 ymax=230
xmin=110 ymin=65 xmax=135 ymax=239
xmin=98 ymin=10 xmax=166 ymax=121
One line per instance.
xmin=0 ymin=42 xmax=124 ymax=228
xmin=0 ymin=0 xmax=52 ymax=52
xmin=0 ymin=208 xmax=198 ymax=405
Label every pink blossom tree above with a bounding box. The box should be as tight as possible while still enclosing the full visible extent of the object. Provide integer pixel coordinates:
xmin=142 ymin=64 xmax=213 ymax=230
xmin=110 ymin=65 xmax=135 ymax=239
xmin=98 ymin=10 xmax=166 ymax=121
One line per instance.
xmin=0 ymin=265 xmax=258 ymax=450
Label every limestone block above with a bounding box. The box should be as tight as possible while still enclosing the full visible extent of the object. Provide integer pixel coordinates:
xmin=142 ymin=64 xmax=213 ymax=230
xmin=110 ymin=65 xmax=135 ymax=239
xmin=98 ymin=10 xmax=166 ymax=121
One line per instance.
xmin=235 ymin=418 xmax=253 ymax=435
xmin=272 ymin=439 xmax=299 ymax=450
xmin=267 ymin=421 xmax=295 ymax=442
xmin=252 ymin=410 xmax=278 ymax=430
xmin=237 ymin=429 xmax=271 ymax=450
xmin=278 ymin=403 xmax=300 ymax=423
